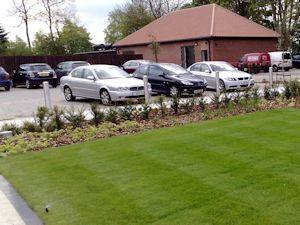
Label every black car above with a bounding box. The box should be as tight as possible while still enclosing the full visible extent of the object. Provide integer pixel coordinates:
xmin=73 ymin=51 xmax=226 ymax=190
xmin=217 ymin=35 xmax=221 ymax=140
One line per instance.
xmin=133 ymin=63 xmax=207 ymax=96
xmin=55 ymin=61 xmax=90 ymax=82
xmin=292 ymin=54 xmax=300 ymax=68
xmin=12 ymin=63 xmax=58 ymax=89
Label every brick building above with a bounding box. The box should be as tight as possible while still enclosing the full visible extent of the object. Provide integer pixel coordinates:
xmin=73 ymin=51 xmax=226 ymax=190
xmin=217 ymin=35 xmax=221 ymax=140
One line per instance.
xmin=114 ymin=4 xmax=280 ymax=67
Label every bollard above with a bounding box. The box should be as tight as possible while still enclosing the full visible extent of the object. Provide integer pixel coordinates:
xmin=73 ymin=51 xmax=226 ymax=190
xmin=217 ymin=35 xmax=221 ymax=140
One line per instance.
xmin=43 ymin=81 xmax=52 ymax=109
xmin=215 ymin=71 xmax=220 ymax=97
xmin=269 ymin=67 xmax=273 ymax=86
xmin=143 ymin=75 xmax=151 ymax=104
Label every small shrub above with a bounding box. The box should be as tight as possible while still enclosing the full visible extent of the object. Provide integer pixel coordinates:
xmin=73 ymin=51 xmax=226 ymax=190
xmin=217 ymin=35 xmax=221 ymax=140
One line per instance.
xmin=222 ymin=93 xmax=231 ymax=108
xmin=64 ymin=107 xmax=86 ymax=128
xmin=250 ymin=87 xmax=260 ymax=102
xmin=22 ymin=121 xmax=40 ymax=133
xmin=198 ymin=97 xmax=206 ymax=111
xmin=182 ymin=98 xmax=195 ymax=114
xmin=170 ymin=94 xmax=180 ymax=115
xmin=283 ymin=81 xmax=292 ymax=99
xmin=1 ymin=123 xmax=21 ymax=136
xmin=119 ymin=105 xmax=135 ymax=121
xmin=36 ymin=106 xmax=50 ymax=130
xmin=48 ymin=106 xmax=65 ymax=131
xmin=264 ymin=85 xmax=272 ymax=100
xmin=157 ymin=95 xmax=167 ymax=117
xmin=90 ymin=103 xmax=105 ymax=126
xmin=210 ymin=94 xmax=221 ymax=109
xmin=105 ymin=108 xmax=119 ymax=123
xmin=139 ymin=104 xmax=151 ymax=120
xmin=233 ymin=93 xmax=242 ymax=106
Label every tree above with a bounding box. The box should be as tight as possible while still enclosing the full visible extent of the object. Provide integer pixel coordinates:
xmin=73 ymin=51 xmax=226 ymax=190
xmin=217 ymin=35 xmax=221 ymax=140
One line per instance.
xmin=11 ymin=0 xmax=37 ymax=49
xmin=5 ymin=36 xmax=32 ymax=56
xmin=148 ymin=35 xmax=160 ymax=62
xmin=104 ymin=0 xmax=154 ymax=44
xmin=59 ymin=20 xmax=92 ymax=54
xmin=0 ymin=25 xmax=8 ymax=54
xmin=146 ymin=0 xmax=188 ymax=18
xmin=33 ymin=20 xmax=92 ymax=55
xmin=38 ymin=0 xmax=75 ymax=41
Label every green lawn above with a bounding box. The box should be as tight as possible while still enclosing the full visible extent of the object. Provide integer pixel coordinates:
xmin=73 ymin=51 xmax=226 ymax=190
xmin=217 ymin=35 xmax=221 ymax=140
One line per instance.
xmin=0 ymin=109 xmax=299 ymax=225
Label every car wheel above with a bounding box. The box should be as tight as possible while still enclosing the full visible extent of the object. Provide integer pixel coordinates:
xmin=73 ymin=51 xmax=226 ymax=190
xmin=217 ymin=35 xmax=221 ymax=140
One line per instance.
xmin=219 ymin=80 xmax=226 ymax=93
xmin=100 ymin=90 xmax=111 ymax=105
xmin=5 ymin=86 xmax=10 ymax=91
xmin=272 ymin=65 xmax=278 ymax=72
xmin=169 ymin=85 xmax=180 ymax=97
xmin=284 ymin=68 xmax=290 ymax=72
xmin=64 ymin=86 xmax=75 ymax=101
xmin=25 ymin=79 xmax=33 ymax=89
xmin=52 ymin=82 xmax=58 ymax=88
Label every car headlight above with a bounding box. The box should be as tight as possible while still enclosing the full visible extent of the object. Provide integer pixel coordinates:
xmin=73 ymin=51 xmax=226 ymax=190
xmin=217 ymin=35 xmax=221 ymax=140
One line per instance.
xmin=225 ymin=77 xmax=236 ymax=81
xmin=181 ymin=81 xmax=193 ymax=85
xmin=117 ymin=87 xmax=130 ymax=91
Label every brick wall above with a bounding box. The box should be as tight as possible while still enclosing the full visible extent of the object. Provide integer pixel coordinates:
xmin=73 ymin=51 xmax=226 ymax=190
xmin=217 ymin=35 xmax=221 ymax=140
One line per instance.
xmin=117 ymin=37 xmax=278 ymax=66
xmin=210 ymin=38 xmax=278 ymax=64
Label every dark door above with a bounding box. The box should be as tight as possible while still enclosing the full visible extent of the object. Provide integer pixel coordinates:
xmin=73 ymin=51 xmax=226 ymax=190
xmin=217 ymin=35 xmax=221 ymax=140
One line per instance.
xmin=181 ymin=46 xmax=195 ymax=68
xmin=14 ymin=67 xmax=27 ymax=85
xmin=148 ymin=65 xmax=168 ymax=93
xmin=201 ymin=50 xmax=208 ymax=61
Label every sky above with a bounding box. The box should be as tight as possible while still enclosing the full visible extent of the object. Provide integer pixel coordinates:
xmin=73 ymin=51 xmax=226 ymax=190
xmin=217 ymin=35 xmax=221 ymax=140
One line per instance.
xmin=0 ymin=0 xmax=127 ymax=44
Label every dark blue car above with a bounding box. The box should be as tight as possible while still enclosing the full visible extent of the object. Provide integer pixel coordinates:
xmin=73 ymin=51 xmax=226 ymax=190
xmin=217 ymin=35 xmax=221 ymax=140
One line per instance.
xmin=0 ymin=66 xmax=11 ymax=91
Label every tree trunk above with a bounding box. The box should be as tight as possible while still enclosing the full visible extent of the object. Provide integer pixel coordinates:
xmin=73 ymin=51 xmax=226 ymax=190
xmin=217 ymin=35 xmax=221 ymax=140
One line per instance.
xmin=25 ymin=18 xmax=31 ymax=49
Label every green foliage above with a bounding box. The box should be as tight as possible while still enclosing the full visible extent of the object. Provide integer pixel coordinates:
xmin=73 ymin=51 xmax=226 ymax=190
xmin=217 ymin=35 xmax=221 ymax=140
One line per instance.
xmin=35 ymin=106 xmax=50 ymax=130
xmin=33 ymin=20 xmax=92 ymax=55
xmin=5 ymin=36 xmax=32 ymax=56
xmin=119 ymin=105 xmax=135 ymax=121
xmin=64 ymin=107 xmax=86 ymax=128
xmin=90 ymin=103 xmax=105 ymax=126
xmin=157 ymin=95 xmax=167 ymax=117
xmin=1 ymin=123 xmax=21 ymax=136
xmin=104 ymin=1 xmax=154 ymax=44
xmin=171 ymin=94 xmax=180 ymax=115
xmin=105 ymin=108 xmax=119 ymax=124
xmin=22 ymin=121 xmax=40 ymax=133
xmin=182 ymin=98 xmax=195 ymax=114
xmin=0 ymin=25 xmax=8 ymax=54
xmin=198 ymin=97 xmax=206 ymax=111
xmin=48 ymin=106 xmax=65 ymax=131
xmin=138 ymin=104 xmax=151 ymax=120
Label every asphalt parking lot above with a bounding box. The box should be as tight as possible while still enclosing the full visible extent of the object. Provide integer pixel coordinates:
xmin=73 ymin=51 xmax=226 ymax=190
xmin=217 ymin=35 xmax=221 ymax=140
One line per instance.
xmin=0 ymin=69 xmax=299 ymax=121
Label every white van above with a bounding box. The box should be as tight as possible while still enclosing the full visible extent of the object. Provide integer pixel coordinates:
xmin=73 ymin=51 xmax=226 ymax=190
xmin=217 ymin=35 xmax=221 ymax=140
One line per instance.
xmin=269 ymin=51 xmax=293 ymax=72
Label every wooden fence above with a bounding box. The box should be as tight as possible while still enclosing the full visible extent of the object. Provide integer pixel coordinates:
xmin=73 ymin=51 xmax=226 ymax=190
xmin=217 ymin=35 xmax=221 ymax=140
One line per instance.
xmin=0 ymin=53 xmax=143 ymax=74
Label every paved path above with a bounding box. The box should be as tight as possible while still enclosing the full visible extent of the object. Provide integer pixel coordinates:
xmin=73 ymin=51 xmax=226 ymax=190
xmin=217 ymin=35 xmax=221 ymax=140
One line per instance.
xmin=0 ymin=176 xmax=43 ymax=225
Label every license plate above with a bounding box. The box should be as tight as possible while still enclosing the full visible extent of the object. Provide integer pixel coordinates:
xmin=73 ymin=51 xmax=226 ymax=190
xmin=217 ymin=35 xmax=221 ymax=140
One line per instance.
xmin=39 ymin=72 xmax=49 ymax=77
xmin=244 ymin=68 xmax=248 ymax=71
xmin=194 ymin=89 xmax=202 ymax=94
xmin=241 ymin=81 xmax=249 ymax=85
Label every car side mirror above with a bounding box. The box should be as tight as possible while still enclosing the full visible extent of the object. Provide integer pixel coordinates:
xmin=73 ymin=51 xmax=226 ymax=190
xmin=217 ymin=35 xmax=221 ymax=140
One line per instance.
xmin=87 ymin=75 xmax=95 ymax=81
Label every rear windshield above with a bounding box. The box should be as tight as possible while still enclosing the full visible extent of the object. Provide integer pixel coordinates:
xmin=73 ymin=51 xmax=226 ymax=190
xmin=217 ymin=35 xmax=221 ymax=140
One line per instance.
xmin=72 ymin=62 xmax=89 ymax=69
xmin=30 ymin=64 xmax=52 ymax=71
xmin=283 ymin=53 xmax=292 ymax=60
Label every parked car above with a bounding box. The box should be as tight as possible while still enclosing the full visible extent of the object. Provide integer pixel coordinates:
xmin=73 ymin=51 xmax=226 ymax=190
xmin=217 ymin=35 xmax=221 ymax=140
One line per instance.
xmin=60 ymin=65 xmax=149 ymax=105
xmin=237 ymin=53 xmax=271 ymax=73
xmin=12 ymin=63 xmax=58 ymax=89
xmin=187 ymin=61 xmax=254 ymax=92
xmin=122 ymin=60 xmax=154 ymax=74
xmin=269 ymin=51 xmax=293 ymax=72
xmin=55 ymin=61 xmax=90 ymax=83
xmin=0 ymin=66 xmax=12 ymax=91
xmin=133 ymin=63 xmax=207 ymax=96
xmin=292 ymin=54 xmax=300 ymax=68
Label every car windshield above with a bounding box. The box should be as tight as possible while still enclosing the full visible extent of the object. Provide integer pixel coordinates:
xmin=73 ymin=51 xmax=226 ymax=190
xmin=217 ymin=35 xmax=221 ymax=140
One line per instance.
xmin=31 ymin=64 xmax=52 ymax=71
xmin=94 ymin=66 xmax=130 ymax=79
xmin=160 ymin=64 xmax=189 ymax=75
xmin=210 ymin=63 xmax=236 ymax=72
xmin=72 ymin=62 xmax=89 ymax=69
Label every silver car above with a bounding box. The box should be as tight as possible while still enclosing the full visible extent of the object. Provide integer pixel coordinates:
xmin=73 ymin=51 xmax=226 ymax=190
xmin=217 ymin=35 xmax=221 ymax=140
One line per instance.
xmin=187 ymin=61 xmax=255 ymax=91
xmin=60 ymin=65 xmax=150 ymax=105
